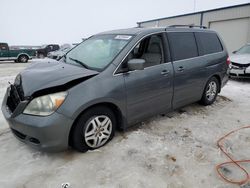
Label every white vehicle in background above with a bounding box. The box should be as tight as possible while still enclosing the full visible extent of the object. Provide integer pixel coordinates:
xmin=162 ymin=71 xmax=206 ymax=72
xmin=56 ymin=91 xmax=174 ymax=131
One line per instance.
xmin=47 ymin=45 xmax=72 ymax=60
xmin=230 ymin=43 xmax=250 ymax=78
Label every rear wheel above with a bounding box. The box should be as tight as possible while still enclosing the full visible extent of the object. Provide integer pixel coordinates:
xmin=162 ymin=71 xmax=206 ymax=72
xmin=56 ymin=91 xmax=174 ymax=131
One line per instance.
xmin=71 ymin=106 xmax=116 ymax=152
xmin=17 ymin=55 xmax=28 ymax=63
xmin=200 ymin=77 xmax=219 ymax=106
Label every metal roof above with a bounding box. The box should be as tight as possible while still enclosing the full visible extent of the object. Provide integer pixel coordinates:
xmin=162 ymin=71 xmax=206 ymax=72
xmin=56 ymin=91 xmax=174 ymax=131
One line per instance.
xmin=97 ymin=26 xmax=214 ymax=36
xmin=97 ymin=27 xmax=164 ymax=35
xmin=137 ymin=3 xmax=250 ymax=24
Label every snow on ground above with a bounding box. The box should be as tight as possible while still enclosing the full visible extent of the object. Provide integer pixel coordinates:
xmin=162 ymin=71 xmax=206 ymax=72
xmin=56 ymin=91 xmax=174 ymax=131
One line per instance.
xmin=0 ymin=61 xmax=250 ymax=188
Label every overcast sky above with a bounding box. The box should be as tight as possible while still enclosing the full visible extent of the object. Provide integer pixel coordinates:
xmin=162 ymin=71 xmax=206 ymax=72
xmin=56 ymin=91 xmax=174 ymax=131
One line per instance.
xmin=1 ymin=0 xmax=249 ymax=45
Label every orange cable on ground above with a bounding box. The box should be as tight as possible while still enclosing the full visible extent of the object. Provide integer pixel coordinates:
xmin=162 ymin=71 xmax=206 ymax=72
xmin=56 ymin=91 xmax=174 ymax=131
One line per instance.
xmin=216 ymin=125 xmax=250 ymax=185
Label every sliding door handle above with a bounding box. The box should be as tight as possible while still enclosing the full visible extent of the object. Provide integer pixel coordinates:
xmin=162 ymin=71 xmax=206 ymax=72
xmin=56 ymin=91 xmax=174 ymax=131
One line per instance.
xmin=177 ymin=66 xmax=184 ymax=72
xmin=161 ymin=69 xmax=170 ymax=76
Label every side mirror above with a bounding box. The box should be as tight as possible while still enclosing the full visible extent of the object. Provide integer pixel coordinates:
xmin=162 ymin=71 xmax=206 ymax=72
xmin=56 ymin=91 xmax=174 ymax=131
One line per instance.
xmin=127 ymin=58 xmax=145 ymax=71
xmin=232 ymin=51 xmax=237 ymax=54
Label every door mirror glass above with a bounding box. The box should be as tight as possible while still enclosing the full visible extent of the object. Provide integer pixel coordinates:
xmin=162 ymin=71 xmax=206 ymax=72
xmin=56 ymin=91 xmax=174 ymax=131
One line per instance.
xmin=127 ymin=58 xmax=145 ymax=71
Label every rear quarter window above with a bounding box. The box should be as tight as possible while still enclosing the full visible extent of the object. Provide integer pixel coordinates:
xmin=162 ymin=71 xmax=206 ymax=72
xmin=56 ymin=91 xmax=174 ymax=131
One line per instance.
xmin=0 ymin=43 xmax=8 ymax=50
xmin=195 ymin=32 xmax=223 ymax=55
xmin=168 ymin=32 xmax=198 ymax=61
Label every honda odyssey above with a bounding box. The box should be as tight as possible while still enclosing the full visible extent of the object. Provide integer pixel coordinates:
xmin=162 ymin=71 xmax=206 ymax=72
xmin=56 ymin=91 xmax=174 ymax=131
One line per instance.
xmin=2 ymin=26 xmax=229 ymax=152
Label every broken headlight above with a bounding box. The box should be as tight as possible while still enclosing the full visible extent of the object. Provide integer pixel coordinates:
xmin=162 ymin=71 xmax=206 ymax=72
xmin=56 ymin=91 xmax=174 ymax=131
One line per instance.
xmin=23 ymin=92 xmax=68 ymax=116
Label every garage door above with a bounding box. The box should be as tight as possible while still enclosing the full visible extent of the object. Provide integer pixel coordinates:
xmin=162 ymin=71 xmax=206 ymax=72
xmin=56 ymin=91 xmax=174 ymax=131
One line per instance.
xmin=209 ymin=18 xmax=250 ymax=53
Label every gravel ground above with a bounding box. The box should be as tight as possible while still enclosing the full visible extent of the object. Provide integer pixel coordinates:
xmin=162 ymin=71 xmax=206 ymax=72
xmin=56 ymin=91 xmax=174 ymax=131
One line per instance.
xmin=0 ymin=60 xmax=250 ymax=188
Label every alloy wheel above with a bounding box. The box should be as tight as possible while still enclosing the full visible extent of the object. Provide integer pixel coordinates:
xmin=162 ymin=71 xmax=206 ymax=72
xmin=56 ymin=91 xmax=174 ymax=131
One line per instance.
xmin=20 ymin=56 xmax=27 ymax=63
xmin=84 ymin=115 xmax=112 ymax=148
xmin=206 ymin=81 xmax=217 ymax=101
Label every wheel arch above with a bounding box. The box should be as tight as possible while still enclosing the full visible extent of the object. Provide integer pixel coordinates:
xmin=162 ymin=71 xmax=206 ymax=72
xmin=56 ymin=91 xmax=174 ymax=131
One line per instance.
xmin=68 ymin=102 xmax=124 ymax=146
xmin=212 ymin=74 xmax=222 ymax=93
xmin=203 ymin=74 xmax=222 ymax=94
xmin=17 ymin=53 xmax=30 ymax=60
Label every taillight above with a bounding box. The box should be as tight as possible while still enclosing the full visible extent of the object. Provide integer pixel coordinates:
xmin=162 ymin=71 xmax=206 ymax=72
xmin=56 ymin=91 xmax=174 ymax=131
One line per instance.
xmin=226 ymin=57 xmax=231 ymax=65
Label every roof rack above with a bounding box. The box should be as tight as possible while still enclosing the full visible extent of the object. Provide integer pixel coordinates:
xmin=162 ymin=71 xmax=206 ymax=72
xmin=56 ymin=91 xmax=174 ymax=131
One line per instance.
xmin=168 ymin=24 xmax=207 ymax=29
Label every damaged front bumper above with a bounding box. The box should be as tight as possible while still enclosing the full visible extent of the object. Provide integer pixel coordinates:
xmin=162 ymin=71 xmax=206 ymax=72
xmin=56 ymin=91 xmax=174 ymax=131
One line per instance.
xmin=229 ymin=64 xmax=250 ymax=79
xmin=1 ymin=86 xmax=74 ymax=152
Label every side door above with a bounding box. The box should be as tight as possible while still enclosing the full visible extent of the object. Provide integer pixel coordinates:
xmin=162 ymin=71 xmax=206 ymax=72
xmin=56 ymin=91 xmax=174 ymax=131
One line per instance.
xmin=0 ymin=43 xmax=9 ymax=59
xmin=167 ymin=32 xmax=208 ymax=109
xmin=117 ymin=33 xmax=174 ymax=125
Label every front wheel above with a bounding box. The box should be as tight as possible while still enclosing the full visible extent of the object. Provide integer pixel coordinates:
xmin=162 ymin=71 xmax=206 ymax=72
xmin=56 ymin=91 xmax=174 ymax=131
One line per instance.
xmin=38 ymin=53 xmax=45 ymax=59
xmin=71 ymin=106 xmax=116 ymax=152
xmin=200 ymin=77 xmax=220 ymax=106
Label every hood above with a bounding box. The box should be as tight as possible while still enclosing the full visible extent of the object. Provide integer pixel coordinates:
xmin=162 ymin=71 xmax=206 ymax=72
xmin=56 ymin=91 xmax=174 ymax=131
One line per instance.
xmin=230 ymin=54 xmax=250 ymax=64
xmin=20 ymin=59 xmax=99 ymax=97
xmin=49 ymin=51 xmax=65 ymax=56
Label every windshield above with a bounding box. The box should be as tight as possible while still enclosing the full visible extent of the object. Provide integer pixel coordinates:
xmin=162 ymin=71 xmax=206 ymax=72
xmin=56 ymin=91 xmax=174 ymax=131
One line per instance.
xmin=65 ymin=34 xmax=132 ymax=70
xmin=236 ymin=45 xmax=250 ymax=54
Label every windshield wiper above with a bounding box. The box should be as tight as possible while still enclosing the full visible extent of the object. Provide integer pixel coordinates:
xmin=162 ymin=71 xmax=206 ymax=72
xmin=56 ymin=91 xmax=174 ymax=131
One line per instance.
xmin=68 ymin=57 xmax=89 ymax=69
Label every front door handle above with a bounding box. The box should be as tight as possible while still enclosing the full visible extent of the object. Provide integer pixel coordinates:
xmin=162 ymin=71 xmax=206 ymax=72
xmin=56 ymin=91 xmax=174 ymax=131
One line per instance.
xmin=177 ymin=66 xmax=184 ymax=72
xmin=161 ymin=69 xmax=169 ymax=76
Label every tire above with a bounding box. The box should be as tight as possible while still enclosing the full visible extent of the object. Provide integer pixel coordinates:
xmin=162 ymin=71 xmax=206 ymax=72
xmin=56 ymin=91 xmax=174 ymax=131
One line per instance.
xmin=38 ymin=53 xmax=45 ymax=59
xmin=18 ymin=55 xmax=28 ymax=63
xmin=200 ymin=77 xmax=220 ymax=106
xmin=71 ymin=106 xmax=116 ymax=152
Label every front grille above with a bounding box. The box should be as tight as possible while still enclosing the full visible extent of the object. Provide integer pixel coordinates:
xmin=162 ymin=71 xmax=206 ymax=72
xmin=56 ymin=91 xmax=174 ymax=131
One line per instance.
xmin=6 ymin=84 xmax=22 ymax=112
xmin=231 ymin=62 xmax=250 ymax=68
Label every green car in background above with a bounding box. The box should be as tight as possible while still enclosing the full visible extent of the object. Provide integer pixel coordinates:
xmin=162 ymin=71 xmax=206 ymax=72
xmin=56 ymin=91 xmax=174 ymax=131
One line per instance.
xmin=0 ymin=43 xmax=36 ymax=63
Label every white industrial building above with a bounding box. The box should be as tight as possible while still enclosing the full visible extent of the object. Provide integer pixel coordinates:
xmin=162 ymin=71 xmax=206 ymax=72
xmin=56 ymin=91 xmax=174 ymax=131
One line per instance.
xmin=137 ymin=3 xmax=250 ymax=53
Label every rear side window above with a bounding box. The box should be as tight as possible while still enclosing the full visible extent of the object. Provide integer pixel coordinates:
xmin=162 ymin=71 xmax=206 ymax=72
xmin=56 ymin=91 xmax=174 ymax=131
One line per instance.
xmin=195 ymin=32 xmax=223 ymax=55
xmin=168 ymin=32 xmax=198 ymax=61
xmin=0 ymin=43 xmax=8 ymax=50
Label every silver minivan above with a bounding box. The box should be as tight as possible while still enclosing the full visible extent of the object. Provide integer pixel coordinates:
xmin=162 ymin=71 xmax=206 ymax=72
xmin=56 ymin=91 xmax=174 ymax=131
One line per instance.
xmin=2 ymin=26 xmax=229 ymax=152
